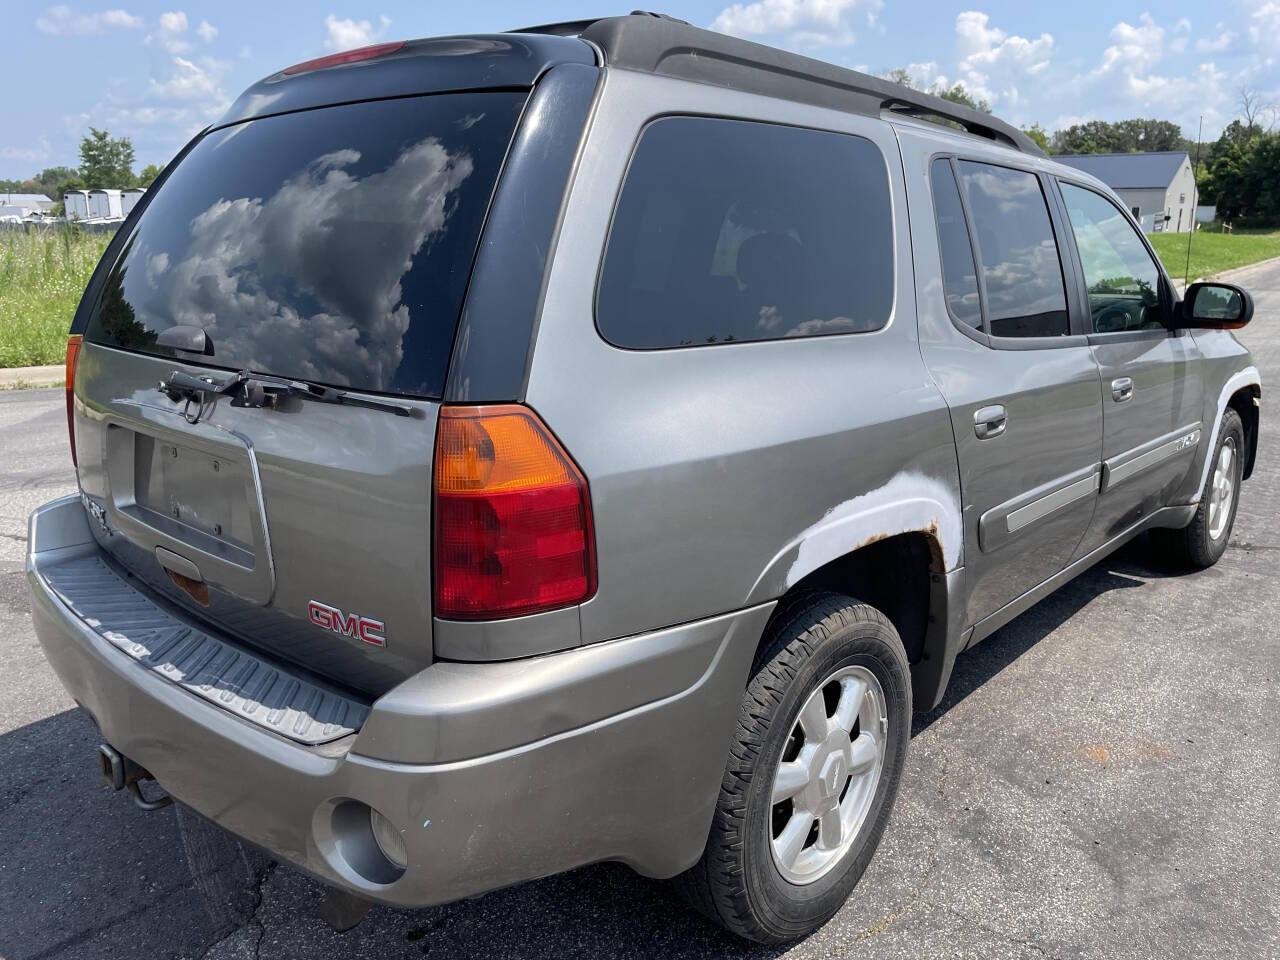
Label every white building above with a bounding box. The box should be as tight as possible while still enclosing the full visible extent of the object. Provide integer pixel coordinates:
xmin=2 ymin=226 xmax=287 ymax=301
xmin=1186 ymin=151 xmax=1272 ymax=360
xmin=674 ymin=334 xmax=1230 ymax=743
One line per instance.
xmin=0 ymin=192 xmax=53 ymax=219
xmin=1054 ymin=151 xmax=1198 ymax=233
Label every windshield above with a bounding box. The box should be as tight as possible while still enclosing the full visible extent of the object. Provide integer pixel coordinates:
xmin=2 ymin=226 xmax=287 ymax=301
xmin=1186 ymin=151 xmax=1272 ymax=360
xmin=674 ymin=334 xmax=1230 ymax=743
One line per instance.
xmin=85 ymin=90 xmax=526 ymax=398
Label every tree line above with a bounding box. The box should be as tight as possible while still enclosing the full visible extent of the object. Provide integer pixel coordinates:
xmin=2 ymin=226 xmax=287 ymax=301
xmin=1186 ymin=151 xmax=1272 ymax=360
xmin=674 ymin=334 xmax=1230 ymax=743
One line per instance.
xmin=1 ymin=129 xmax=162 ymax=214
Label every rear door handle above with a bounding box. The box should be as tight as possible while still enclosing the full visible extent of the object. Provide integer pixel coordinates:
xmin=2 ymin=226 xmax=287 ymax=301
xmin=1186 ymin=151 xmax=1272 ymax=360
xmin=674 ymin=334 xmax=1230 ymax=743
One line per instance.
xmin=1111 ymin=377 xmax=1134 ymax=402
xmin=974 ymin=404 xmax=1007 ymax=440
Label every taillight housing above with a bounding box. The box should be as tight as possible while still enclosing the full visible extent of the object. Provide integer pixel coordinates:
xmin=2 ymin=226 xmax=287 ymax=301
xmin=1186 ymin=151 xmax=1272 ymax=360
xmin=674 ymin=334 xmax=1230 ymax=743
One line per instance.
xmin=65 ymin=334 xmax=82 ymax=467
xmin=433 ymin=405 xmax=596 ymax=620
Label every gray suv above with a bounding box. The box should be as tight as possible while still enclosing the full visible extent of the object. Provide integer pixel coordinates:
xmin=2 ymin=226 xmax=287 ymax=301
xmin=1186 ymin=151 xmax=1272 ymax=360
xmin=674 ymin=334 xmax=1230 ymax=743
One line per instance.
xmin=26 ymin=13 xmax=1261 ymax=944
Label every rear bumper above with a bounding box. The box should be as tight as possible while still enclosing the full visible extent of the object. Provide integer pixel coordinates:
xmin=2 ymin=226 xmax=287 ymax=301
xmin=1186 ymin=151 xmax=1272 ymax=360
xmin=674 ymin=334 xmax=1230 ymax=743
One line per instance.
xmin=27 ymin=495 xmax=772 ymax=907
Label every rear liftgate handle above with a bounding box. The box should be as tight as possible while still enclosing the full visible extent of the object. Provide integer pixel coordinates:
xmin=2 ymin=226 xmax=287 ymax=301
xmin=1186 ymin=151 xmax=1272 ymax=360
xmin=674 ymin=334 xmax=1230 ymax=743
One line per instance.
xmin=974 ymin=404 xmax=1007 ymax=440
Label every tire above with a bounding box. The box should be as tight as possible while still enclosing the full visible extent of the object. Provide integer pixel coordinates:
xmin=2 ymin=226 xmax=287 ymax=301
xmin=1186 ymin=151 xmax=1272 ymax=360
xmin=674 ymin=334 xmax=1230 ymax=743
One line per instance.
xmin=1153 ymin=407 xmax=1245 ymax=569
xmin=676 ymin=591 xmax=911 ymax=944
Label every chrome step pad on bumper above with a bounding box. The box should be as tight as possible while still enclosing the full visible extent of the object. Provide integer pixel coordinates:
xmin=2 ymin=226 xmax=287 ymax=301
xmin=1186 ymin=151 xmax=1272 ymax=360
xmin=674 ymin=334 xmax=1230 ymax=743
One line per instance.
xmin=40 ymin=554 xmax=369 ymax=745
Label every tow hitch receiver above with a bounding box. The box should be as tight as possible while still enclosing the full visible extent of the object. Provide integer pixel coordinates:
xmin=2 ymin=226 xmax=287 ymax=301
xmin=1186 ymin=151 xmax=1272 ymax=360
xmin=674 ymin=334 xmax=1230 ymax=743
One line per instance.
xmin=98 ymin=744 xmax=173 ymax=811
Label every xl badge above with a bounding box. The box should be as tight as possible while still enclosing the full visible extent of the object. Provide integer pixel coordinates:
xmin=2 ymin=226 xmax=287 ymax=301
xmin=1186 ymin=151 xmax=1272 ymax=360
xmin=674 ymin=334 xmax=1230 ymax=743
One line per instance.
xmin=307 ymin=600 xmax=386 ymax=647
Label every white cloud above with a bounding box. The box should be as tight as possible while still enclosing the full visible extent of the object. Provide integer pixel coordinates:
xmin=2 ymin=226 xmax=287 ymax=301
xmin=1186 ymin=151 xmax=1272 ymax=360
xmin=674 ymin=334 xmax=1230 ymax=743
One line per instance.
xmin=1195 ymin=26 xmax=1235 ymax=54
xmin=34 ymin=6 xmax=142 ymax=35
xmin=323 ymin=13 xmax=391 ymax=51
xmin=0 ymin=137 xmax=53 ymax=164
xmin=1247 ymin=1 xmax=1280 ymax=56
xmin=147 ymin=9 xmax=191 ymax=53
xmin=149 ymin=56 xmax=223 ymax=100
xmin=196 ymin=19 xmax=217 ymax=43
xmin=709 ymin=0 xmax=882 ymax=49
xmin=1074 ymin=13 xmax=1235 ymax=138
xmin=952 ymin=11 xmax=1052 ymax=107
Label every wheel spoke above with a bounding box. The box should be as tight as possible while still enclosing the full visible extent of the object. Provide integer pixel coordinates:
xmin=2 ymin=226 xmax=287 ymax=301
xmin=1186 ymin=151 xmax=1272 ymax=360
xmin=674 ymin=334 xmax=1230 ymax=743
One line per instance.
xmin=833 ymin=676 xmax=867 ymax=731
xmin=772 ymin=760 xmax=810 ymax=805
xmin=849 ymin=731 xmax=878 ymax=774
xmin=774 ymin=811 xmax=812 ymax=869
xmin=797 ymin=690 xmax=830 ymax=743
xmin=817 ymin=808 xmax=843 ymax=850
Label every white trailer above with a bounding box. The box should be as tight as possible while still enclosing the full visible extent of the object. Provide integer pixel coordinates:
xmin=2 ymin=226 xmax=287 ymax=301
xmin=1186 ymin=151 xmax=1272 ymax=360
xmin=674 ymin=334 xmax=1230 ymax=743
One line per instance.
xmin=121 ymin=188 xmax=145 ymax=216
xmin=88 ymin=189 xmax=124 ymax=221
xmin=64 ymin=190 xmax=91 ymax=221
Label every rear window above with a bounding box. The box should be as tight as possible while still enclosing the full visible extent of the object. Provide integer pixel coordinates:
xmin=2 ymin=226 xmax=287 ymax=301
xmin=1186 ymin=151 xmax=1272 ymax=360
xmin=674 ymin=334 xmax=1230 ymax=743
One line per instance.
xmin=85 ymin=91 xmax=526 ymax=398
xmin=596 ymin=116 xmax=894 ymax=349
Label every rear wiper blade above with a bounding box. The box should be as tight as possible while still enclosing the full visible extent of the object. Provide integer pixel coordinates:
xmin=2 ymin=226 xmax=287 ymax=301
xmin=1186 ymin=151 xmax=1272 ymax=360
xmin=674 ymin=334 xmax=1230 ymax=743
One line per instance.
xmin=158 ymin=370 xmax=415 ymax=418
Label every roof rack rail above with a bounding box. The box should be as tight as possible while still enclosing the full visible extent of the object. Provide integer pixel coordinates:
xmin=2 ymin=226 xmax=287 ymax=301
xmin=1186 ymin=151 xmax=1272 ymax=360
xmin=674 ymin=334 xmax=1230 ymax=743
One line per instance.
xmin=512 ymin=11 xmax=687 ymax=38
xmin=522 ymin=13 xmax=1041 ymax=156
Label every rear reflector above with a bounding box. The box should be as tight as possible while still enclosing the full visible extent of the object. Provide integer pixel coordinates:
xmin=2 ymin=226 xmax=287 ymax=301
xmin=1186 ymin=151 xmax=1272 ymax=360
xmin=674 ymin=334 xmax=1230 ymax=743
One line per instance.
xmin=282 ymin=41 xmax=406 ymax=76
xmin=434 ymin=405 xmax=595 ymax=620
xmin=65 ymin=334 xmax=82 ymax=467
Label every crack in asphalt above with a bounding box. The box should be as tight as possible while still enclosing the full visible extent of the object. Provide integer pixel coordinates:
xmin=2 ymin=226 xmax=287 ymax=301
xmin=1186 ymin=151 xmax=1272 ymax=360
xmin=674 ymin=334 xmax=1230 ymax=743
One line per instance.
xmin=936 ymin=903 xmax=1066 ymax=960
xmin=854 ymin=749 xmax=952 ymax=942
xmin=195 ymin=859 xmax=278 ymax=960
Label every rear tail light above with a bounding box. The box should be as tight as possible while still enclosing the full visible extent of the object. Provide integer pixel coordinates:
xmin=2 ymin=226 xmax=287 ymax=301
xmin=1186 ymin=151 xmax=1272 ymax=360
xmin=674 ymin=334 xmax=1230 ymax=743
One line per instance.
xmin=65 ymin=334 xmax=82 ymax=467
xmin=433 ymin=405 xmax=595 ymax=620
xmin=282 ymin=40 xmax=406 ymax=76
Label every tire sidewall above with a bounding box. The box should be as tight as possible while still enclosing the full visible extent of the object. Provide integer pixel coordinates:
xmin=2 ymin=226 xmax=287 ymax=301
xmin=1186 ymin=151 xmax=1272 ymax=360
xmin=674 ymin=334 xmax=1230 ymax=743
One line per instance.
xmin=741 ymin=615 xmax=911 ymax=938
xmin=1200 ymin=410 xmax=1245 ymax=561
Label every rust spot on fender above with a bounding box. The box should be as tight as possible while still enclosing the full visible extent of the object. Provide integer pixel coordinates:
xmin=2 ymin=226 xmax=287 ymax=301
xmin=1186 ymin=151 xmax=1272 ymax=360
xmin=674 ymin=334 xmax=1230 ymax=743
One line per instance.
xmin=852 ymin=524 xmax=947 ymax=573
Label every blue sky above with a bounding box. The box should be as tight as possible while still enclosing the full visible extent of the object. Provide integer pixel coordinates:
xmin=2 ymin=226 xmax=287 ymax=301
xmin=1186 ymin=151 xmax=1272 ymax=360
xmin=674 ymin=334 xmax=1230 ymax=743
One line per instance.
xmin=4 ymin=1 xmax=1278 ymax=180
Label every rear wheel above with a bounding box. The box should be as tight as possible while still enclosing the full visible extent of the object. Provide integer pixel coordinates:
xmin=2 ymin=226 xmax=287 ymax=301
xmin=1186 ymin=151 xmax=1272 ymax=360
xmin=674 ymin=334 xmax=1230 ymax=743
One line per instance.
xmin=1153 ymin=408 xmax=1244 ymax=569
xmin=677 ymin=592 xmax=911 ymax=943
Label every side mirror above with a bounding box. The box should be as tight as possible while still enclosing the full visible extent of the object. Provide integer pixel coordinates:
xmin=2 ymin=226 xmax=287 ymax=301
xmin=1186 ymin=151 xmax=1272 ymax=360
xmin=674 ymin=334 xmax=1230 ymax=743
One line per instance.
xmin=1179 ymin=282 xmax=1254 ymax=329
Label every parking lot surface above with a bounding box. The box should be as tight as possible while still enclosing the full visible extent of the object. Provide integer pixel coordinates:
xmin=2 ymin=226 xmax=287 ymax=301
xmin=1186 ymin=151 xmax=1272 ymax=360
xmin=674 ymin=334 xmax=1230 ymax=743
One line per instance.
xmin=1 ymin=260 xmax=1278 ymax=959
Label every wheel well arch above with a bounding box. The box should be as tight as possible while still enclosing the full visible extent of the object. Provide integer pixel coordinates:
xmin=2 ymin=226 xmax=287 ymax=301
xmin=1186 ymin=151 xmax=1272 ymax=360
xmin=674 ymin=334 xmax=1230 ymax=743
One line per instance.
xmin=1227 ymin=384 xmax=1260 ymax=480
xmin=773 ymin=531 xmax=954 ymax=709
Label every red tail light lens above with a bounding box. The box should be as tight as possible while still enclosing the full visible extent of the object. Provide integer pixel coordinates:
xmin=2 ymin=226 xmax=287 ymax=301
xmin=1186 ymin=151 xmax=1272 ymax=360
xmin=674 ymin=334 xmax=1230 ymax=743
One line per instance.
xmin=65 ymin=334 xmax=82 ymax=467
xmin=282 ymin=41 xmax=406 ymax=76
xmin=434 ymin=405 xmax=595 ymax=620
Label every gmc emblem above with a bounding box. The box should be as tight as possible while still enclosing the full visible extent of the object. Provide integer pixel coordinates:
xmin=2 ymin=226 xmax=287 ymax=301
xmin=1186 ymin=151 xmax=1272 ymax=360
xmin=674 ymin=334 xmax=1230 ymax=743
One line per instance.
xmin=307 ymin=600 xmax=386 ymax=647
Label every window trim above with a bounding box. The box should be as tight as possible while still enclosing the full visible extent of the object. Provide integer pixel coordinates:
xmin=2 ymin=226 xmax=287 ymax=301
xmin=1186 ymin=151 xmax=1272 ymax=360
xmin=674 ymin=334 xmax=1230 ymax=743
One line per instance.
xmin=927 ymin=151 xmax=1088 ymax=351
xmin=1051 ymin=176 xmax=1176 ymax=340
xmin=592 ymin=112 xmax=898 ymax=352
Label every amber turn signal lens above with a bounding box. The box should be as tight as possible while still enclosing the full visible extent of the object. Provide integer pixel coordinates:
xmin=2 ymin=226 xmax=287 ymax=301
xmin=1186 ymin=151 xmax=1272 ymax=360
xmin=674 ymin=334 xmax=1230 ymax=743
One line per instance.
xmin=433 ymin=405 xmax=595 ymax=620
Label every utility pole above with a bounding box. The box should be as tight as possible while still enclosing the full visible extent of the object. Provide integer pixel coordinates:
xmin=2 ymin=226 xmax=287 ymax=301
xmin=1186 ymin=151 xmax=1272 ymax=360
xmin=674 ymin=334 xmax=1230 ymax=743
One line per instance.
xmin=1184 ymin=115 xmax=1203 ymax=285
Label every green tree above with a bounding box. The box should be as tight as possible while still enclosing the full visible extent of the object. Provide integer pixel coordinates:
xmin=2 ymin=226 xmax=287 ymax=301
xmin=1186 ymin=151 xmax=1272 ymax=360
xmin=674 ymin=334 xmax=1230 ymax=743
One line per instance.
xmin=136 ymin=163 xmax=164 ymax=188
xmin=79 ymin=127 xmax=136 ymax=188
xmin=1051 ymin=118 xmax=1186 ymax=154
xmin=1022 ymin=122 xmax=1051 ymax=153
xmin=933 ymin=82 xmax=990 ymax=113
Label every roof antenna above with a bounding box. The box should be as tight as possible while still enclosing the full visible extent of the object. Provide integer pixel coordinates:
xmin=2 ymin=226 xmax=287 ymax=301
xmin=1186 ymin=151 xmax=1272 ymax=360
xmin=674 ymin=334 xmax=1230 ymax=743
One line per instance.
xmin=1183 ymin=114 xmax=1203 ymax=288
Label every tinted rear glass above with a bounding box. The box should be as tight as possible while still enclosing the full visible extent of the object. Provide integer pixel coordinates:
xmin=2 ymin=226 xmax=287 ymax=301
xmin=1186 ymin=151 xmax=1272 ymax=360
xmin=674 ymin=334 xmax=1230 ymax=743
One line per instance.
xmin=597 ymin=117 xmax=893 ymax=349
xmin=85 ymin=91 xmax=525 ymax=398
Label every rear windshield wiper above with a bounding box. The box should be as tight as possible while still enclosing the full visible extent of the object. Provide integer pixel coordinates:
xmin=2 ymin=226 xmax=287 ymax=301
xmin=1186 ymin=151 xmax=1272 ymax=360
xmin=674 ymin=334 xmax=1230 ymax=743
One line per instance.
xmin=158 ymin=369 xmax=415 ymax=418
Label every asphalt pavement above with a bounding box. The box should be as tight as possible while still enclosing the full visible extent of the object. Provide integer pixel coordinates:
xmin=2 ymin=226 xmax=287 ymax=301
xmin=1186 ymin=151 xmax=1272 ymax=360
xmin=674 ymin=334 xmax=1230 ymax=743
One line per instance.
xmin=1 ymin=261 xmax=1278 ymax=959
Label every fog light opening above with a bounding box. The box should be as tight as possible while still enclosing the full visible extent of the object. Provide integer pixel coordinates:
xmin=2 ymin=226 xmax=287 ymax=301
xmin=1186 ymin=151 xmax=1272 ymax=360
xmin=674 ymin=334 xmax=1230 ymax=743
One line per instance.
xmin=324 ymin=799 xmax=407 ymax=886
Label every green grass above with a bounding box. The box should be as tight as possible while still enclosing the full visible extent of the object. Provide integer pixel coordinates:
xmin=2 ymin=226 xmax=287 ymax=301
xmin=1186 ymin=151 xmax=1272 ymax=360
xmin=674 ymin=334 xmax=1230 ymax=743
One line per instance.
xmin=1150 ymin=228 xmax=1280 ymax=281
xmin=0 ymin=228 xmax=112 ymax=368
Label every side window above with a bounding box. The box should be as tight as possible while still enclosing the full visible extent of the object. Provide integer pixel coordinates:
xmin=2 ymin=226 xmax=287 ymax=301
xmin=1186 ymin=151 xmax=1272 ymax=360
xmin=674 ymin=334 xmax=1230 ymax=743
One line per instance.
xmin=955 ymin=160 xmax=1070 ymax=338
xmin=929 ymin=158 xmax=982 ymax=330
xmin=1059 ymin=182 xmax=1164 ymax=334
xmin=596 ymin=117 xmax=894 ymax=349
